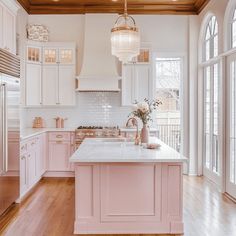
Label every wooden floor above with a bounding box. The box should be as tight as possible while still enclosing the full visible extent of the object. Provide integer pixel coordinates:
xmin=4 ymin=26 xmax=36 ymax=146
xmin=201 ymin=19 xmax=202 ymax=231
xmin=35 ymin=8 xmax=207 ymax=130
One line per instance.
xmin=0 ymin=176 xmax=236 ymax=236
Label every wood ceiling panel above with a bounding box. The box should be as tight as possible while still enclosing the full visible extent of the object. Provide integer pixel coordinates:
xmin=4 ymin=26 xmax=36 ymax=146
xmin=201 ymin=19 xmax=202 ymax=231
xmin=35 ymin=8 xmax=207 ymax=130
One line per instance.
xmin=17 ymin=0 xmax=210 ymax=15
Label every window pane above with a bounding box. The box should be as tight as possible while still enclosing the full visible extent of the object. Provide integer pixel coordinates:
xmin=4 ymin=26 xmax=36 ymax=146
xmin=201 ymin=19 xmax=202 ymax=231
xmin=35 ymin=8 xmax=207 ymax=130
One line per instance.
xmin=204 ymin=16 xmax=218 ymax=60
xmin=234 ymin=9 xmax=236 ymax=20
xmin=232 ymin=21 xmax=236 ymax=48
xmin=155 ymin=58 xmax=182 ymax=153
xmin=214 ymin=35 xmax=218 ymax=58
xmin=213 ymin=64 xmax=219 ymax=173
xmin=205 ymin=66 xmax=211 ymax=169
xmin=230 ymin=61 xmax=236 ymax=183
xmin=205 ymin=40 xmax=210 ymax=61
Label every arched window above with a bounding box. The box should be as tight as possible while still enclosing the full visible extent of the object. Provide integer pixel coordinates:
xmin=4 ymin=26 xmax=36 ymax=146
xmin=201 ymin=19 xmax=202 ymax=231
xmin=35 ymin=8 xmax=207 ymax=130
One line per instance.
xmin=231 ymin=8 xmax=236 ymax=48
xmin=204 ymin=16 xmax=218 ymax=61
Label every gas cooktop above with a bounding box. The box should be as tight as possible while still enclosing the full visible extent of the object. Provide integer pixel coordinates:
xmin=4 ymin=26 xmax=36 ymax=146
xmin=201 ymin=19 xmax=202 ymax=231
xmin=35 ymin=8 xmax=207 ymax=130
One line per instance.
xmin=76 ymin=126 xmax=119 ymax=130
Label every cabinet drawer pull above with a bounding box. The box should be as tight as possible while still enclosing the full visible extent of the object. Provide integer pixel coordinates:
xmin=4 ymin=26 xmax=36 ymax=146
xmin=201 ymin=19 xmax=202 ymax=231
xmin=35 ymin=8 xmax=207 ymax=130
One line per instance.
xmin=56 ymin=135 xmax=63 ymax=138
xmin=56 ymin=140 xmax=63 ymax=144
xmin=21 ymin=155 xmax=26 ymax=160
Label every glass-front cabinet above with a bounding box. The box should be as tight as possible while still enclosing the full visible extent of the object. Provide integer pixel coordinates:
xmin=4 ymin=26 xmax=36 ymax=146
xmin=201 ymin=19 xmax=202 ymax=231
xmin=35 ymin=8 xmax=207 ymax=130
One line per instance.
xmin=59 ymin=48 xmax=74 ymax=64
xmin=42 ymin=47 xmax=75 ymax=65
xmin=43 ymin=48 xmax=57 ymax=64
xmin=27 ymin=46 xmax=41 ymax=64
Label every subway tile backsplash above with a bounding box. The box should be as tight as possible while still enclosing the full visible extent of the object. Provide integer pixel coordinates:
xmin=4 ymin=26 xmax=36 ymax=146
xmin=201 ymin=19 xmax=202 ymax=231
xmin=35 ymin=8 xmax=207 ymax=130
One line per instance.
xmin=22 ymin=92 xmax=132 ymax=128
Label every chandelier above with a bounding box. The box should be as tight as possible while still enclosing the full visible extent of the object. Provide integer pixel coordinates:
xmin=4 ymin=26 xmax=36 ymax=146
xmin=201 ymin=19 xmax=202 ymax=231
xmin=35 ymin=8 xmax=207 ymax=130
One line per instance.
xmin=111 ymin=0 xmax=140 ymax=63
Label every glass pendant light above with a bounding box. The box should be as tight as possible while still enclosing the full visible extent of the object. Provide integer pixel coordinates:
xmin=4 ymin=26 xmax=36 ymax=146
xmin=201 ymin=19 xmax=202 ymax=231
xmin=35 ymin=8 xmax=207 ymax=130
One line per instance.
xmin=111 ymin=0 xmax=140 ymax=63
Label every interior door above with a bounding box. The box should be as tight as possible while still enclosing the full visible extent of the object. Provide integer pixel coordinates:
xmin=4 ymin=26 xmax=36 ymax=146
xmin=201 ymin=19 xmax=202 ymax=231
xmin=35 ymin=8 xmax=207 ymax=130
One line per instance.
xmin=226 ymin=53 xmax=236 ymax=198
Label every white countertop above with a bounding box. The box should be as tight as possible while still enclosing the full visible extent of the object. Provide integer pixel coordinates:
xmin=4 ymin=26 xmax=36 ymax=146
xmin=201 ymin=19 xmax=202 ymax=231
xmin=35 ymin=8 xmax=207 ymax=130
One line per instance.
xmin=20 ymin=127 xmax=76 ymax=140
xmin=70 ymin=138 xmax=187 ymax=163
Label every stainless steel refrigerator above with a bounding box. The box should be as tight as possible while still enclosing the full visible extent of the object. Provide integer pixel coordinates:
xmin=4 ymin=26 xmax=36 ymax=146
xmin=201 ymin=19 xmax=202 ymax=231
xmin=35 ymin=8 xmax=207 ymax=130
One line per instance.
xmin=0 ymin=49 xmax=20 ymax=216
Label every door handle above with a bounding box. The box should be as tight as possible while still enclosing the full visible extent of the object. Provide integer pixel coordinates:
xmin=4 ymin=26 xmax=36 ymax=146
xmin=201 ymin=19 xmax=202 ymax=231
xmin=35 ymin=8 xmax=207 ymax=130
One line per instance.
xmin=1 ymin=83 xmax=8 ymax=173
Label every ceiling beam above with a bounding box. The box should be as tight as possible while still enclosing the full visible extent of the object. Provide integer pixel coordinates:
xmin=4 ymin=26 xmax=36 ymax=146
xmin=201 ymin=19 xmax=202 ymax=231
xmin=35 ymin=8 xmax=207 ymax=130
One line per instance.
xmin=16 ymin=0 xmax=209 ymax=15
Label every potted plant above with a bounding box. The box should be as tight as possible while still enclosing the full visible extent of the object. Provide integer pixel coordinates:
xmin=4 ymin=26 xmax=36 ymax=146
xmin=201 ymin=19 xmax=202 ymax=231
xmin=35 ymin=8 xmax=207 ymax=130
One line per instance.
xmin=129 ymin=98 xmax=162 ymax=143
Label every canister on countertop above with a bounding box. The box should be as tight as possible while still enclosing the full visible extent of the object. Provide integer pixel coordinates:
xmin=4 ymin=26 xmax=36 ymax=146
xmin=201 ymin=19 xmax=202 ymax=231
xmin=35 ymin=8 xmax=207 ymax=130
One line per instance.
xmin=32 ymin=117 xmax=44 ymax=128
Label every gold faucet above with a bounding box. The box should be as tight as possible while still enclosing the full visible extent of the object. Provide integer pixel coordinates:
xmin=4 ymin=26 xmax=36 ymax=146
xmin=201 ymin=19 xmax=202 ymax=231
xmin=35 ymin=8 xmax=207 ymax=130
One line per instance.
xmin=126 ymin=117 xmax=140 ymax=145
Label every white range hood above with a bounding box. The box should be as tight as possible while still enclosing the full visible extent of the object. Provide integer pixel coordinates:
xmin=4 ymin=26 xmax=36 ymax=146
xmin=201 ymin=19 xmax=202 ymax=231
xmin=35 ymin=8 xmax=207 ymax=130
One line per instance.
xmin=77 ymin=14 xmax=121 ymax=92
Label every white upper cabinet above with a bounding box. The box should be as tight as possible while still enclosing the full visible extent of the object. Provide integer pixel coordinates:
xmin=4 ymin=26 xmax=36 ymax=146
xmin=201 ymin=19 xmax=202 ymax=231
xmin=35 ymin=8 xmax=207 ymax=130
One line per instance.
xmin=25 ymin=42 xmax=76 ymax=107
xmin=26 ymin=63 xmax=42 ymax=106
xmin=0 ymin=0 xmax=18 ymax=54
xmin=122 ymin=64 xmax=153 ymax=106
xmin=58 ymin=65 xmax=75 ymax=106
xmin=42 ymin=65 xmax=59 ymax=106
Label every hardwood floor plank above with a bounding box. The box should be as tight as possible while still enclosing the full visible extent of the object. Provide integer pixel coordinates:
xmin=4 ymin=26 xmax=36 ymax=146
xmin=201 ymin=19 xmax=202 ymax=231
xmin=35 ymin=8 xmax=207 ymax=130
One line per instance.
xmin=0 ymin=176 xmax=236 ymax=236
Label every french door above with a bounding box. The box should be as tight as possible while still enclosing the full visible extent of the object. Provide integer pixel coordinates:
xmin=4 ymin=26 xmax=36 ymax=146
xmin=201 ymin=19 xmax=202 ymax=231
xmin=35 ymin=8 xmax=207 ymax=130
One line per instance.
xmin=203 ymin=62 xmax=221 ymax=185
xmin=226 ymin=53 xmax=236 ymax=198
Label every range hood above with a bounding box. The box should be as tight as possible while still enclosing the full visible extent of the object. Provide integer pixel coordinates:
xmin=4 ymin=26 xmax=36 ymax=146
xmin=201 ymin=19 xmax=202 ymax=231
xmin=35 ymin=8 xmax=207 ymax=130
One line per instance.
xmin=76 ymin=14 xmax=121 ymax=92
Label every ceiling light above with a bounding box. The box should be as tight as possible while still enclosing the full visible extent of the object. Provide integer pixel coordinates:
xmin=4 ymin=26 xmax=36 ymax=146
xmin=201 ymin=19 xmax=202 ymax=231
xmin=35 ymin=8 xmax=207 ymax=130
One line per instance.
xmin=111 ymin=0 xmax=140 ymax=63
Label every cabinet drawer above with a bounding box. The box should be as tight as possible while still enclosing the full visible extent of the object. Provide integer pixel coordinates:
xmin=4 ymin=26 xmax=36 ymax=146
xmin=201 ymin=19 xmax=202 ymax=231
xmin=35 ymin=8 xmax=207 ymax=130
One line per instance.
xmin=48 ymin=132 xmax=71 ymax=141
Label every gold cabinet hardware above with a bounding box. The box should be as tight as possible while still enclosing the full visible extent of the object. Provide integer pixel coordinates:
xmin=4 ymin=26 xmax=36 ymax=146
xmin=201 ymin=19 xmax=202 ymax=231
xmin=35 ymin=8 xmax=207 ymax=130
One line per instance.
xmin=56 ymin=135 xmax=63 ymax=138
xmin=56 ymin=140 xmax=63 ymax=144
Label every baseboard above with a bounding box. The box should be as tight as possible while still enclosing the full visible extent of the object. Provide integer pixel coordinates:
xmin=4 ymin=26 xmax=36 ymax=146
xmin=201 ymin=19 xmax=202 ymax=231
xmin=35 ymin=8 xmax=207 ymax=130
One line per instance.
xmin=224 ymin=192 xmax=236 ymax=203
xmin=43 ymin=171 xmax=75 ymax=177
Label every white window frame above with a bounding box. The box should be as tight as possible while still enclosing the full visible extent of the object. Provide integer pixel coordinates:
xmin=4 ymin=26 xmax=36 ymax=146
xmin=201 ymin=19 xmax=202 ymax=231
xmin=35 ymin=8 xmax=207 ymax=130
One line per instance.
xmin=203 ymin=16 xmax=219 ymax=62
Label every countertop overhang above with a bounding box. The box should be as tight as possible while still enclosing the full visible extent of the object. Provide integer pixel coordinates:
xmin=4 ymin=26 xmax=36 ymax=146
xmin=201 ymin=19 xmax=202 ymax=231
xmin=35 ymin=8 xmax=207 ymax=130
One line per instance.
xmin=70 ymin=138 xmax=187 ymax=163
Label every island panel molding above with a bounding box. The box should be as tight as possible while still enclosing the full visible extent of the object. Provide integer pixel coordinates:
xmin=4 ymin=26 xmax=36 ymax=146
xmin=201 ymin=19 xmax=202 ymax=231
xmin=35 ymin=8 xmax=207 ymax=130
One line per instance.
xmin=73 ymin=162 xmax=184 ymax=234
xmin=17 ymin=0 xmax=210 ymax=15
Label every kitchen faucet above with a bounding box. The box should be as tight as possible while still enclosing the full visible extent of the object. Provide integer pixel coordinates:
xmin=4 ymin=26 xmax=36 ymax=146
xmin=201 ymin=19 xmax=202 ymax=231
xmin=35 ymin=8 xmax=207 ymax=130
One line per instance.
xmin=126 ymin=117 xmax=140 ymax=145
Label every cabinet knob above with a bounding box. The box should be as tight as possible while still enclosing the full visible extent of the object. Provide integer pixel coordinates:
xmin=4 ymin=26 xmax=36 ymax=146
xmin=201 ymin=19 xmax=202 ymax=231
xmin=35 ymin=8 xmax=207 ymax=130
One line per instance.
xmin=21 ymin=155 xmax=26 ymax=160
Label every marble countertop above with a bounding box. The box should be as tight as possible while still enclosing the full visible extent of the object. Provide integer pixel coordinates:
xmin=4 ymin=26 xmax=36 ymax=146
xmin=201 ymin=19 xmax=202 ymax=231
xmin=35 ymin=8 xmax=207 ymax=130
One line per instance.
xmin=20 ymin=127 xmax=76 ymax=140
xmin=70 ymin=138 xmax=187 ymax=163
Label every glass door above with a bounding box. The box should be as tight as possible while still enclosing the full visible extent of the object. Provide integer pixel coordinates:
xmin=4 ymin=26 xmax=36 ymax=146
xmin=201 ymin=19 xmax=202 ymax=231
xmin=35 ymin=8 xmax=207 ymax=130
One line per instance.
xmin=155 ymin=57 xmax=183 ymax=153
xmin=226 ymin=53 xmax=236 ymax=198
xmin=203 ymin=63 xmax=221 ymax=185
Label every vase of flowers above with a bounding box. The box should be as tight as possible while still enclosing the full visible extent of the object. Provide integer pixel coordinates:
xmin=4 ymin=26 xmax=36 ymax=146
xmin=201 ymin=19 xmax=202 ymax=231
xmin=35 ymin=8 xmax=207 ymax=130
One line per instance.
xmin=129 ymin=98 xmax=162 ymax=144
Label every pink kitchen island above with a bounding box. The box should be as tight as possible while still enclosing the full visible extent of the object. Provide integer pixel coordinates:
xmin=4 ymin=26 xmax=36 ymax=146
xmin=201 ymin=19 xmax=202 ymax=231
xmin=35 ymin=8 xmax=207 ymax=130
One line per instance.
xmin=70 ymin=138 xmax=187 ymax=235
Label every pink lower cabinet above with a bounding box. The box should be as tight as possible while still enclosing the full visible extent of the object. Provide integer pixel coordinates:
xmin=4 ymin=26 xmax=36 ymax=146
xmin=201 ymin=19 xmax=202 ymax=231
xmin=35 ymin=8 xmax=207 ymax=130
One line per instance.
xmin=48 ymin=141 xmax=71 ymax=171
xmin=20 ymin=134 xmax=46 ymax=197
xmin=74 ymin=163 xmax=183 ymax=234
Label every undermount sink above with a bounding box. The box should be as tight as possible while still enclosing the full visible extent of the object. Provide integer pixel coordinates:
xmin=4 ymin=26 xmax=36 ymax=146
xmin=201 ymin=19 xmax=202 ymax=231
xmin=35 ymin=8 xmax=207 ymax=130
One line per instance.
xmin=95 ymin=138 xmax=127 ymax=143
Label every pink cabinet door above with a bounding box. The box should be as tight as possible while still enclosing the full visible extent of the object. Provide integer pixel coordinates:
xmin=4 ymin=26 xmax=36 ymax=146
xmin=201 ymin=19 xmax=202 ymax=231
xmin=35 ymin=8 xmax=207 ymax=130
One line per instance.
xmin=35 ymin=135 xmax=45 ymax=177
xmin=48 ymin=141 xmax=71 ymax=171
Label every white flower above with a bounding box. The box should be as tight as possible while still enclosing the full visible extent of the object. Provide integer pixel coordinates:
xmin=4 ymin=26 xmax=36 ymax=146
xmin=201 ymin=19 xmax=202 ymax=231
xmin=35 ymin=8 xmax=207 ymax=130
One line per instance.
xmin=137 ymin=102 xmax=149 ymax=113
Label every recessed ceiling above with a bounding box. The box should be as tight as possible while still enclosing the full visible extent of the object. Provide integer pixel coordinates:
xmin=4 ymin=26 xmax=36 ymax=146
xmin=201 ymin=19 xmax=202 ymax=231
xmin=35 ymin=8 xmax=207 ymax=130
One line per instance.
xmin=17 ymin=0 xmax=210 ymax=15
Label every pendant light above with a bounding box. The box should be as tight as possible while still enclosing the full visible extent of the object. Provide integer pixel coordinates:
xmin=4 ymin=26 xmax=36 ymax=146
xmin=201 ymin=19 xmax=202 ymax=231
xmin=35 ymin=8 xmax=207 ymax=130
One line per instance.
xmin=111 ymin=0 xmax=140 ymax=63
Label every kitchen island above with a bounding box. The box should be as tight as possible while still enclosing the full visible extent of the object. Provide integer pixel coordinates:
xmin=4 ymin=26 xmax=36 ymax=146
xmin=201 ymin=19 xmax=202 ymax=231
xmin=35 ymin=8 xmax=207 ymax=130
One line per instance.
xmin=70 ymin=138 xmax=187 ymax=235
